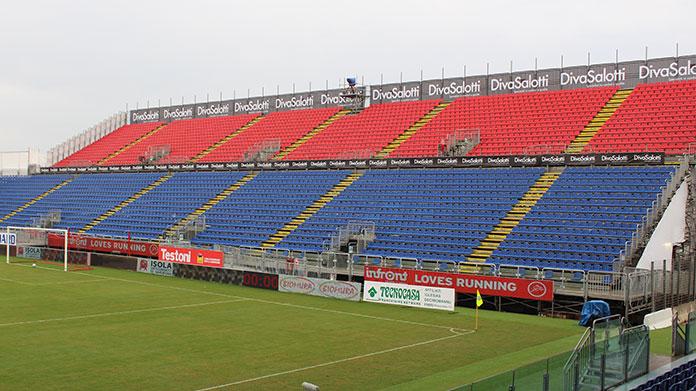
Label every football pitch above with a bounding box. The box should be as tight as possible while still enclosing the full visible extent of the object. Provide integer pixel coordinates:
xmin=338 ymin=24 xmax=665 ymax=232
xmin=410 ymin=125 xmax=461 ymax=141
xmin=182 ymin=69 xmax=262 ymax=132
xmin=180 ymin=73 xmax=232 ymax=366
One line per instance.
xmin=0 ymin=259 xmax=584 ymax=390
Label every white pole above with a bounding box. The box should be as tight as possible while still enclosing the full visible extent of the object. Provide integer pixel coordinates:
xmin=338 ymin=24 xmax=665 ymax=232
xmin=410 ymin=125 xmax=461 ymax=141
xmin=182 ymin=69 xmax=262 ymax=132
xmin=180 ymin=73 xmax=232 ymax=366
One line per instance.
xmin=6 ymin=226 xmax=9 ymax=264
xmin=64 ymin=230 xmax=68 ymax=272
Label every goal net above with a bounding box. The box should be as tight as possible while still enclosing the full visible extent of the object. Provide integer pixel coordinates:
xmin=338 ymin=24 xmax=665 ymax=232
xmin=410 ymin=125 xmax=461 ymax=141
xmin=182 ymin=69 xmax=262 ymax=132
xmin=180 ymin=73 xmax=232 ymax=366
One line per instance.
xmin=5 ymin=227 xmax=91 ymax=271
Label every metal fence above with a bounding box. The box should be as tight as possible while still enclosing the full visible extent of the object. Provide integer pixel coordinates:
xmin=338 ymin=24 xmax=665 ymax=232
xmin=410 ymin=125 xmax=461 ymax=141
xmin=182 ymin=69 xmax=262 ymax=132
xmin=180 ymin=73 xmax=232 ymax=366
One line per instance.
xmin=451 ymin=350 xmax=573 ymax=391
xmin=563 ymin=316 xmax=649 ymax=391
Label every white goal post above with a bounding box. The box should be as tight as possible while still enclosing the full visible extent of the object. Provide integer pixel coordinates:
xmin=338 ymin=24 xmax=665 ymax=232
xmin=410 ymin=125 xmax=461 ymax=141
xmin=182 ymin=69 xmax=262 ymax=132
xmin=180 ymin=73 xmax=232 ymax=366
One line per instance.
xmin=5 ymin=226 xmax=69 ymax=272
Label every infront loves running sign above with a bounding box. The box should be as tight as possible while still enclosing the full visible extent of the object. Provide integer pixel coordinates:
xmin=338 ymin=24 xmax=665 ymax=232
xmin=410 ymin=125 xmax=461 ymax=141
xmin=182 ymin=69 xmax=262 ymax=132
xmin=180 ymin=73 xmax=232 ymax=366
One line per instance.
xmin=158 ymin=245 xmax=224 ymax=268
xmin=47 ymin=233 xmax=159 ymax=257
xmin=364 ymin=266 xmax=553 ymax=301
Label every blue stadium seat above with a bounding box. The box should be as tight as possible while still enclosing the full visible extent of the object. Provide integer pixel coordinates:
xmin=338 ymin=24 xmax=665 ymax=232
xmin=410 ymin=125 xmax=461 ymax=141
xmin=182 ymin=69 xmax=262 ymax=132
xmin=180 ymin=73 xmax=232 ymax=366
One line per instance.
xmin=490 ymin=166 xmax=675 ymax=271
xmin=3 ymin=173 xmax=163 ymax=231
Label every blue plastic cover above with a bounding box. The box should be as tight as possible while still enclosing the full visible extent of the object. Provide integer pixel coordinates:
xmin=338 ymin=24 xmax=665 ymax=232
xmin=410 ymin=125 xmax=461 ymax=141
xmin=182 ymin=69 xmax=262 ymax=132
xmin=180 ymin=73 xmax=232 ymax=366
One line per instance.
xmin=579 ymin=300 xmax=611 ymax=327
xmin=346 ymin=77 xmax=357 ymax=87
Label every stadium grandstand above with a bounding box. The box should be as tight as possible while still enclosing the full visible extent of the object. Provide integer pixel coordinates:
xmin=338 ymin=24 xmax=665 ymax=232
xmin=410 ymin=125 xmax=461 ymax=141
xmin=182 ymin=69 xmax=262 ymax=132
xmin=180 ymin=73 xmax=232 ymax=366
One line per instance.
xmin=2 ymin=3 xmax=696 ymax=387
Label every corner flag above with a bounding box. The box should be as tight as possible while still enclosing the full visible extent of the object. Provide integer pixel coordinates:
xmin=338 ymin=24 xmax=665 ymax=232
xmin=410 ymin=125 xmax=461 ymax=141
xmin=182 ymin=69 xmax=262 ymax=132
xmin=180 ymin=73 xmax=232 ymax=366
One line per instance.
xmin=475 ymin=290 xmax=483 ymax=331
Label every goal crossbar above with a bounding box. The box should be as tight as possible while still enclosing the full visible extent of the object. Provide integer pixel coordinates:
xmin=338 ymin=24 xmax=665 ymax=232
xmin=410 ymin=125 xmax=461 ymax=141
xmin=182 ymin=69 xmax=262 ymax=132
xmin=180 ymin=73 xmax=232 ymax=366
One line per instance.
xmin=5 ymin=226 xmax=69 ymax=272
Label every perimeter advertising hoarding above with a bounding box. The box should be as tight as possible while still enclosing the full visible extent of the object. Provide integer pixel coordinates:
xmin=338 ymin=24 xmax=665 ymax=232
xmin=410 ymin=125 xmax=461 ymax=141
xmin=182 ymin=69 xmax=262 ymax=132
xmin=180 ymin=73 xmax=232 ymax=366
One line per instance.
xmin=0 ymin=233 xmax=16 ymax=246
xmin=158 ymin=245 xmax=224 ymax=268
xmin=364 ymin=266 xmax=554 ymax=302
xmin=242 ymin=271 xmax=279 ymax=290
xmin=278 ymin=275 xmax=362 ymax=301
xmin=363 ymin=281 xmax=455 ymax=311
xmin=137 ymin=258 xmax=174 ymax=277
xmin=41 ymin=152 xmax=665 ymax=174
xmin=16 ymin=246 xmax=43 ymax=259
xmin=47 ymin=233 xmax=159 ymax=257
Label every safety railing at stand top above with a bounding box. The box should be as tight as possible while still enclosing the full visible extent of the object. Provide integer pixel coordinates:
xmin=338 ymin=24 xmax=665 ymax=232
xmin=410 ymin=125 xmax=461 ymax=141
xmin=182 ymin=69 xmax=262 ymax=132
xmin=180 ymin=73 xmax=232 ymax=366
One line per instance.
xmin=621 ymin=157 xmax=691 ymax=265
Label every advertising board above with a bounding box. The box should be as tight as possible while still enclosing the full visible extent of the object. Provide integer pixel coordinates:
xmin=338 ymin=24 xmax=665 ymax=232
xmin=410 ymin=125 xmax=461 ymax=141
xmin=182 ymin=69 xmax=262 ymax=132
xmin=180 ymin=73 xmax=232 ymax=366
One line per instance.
xmin=362 ymin=281 xmax=455 ymax=311
xmin=137 ymin=258 xmax=174 ymax=277
xmin=158 ymin=245 xmax=224 ymax=268
xmin=364 ymin=266 xmax=554 ymax=301
xmin=278 ymin=275 xmax=361 ymax=301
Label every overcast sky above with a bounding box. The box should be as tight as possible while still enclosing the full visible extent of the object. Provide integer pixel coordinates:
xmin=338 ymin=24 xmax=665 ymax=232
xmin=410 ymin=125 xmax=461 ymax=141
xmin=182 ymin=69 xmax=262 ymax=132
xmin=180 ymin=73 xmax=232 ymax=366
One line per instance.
xmin=0 ymin=0 xmax=693 ymax=154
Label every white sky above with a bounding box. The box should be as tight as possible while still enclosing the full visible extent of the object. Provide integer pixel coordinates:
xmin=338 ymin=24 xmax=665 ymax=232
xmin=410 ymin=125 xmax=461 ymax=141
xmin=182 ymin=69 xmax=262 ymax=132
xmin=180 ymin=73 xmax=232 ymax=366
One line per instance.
xmin=0 ymin=0 xmax=693 ymax=153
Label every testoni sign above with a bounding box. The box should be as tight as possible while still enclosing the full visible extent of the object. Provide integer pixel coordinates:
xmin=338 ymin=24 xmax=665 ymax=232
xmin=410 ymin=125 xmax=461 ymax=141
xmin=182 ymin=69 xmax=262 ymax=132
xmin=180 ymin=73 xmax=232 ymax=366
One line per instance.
xmin=47 ymin=233 xmax=159 ymax=257
xmin=278 ymin=275 xmax=362 ymax=301
xmin=0 ymin=233 xmax=16 ymax=246
xmin=363 ymin=281 xmax=455 ymax=312
xmin=158 ymin=245 xmax=224 ymax=268
xmin=364 ymin=266 xmax=554 ymax=301
xmin=137 ymin=258 xmax=174 ymax=277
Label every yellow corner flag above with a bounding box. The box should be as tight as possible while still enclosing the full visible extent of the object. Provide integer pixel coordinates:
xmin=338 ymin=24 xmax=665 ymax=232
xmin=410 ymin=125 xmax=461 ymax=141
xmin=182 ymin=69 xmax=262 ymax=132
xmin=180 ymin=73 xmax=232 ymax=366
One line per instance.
xmin=475 ymin=290 xmax=483 ymax=331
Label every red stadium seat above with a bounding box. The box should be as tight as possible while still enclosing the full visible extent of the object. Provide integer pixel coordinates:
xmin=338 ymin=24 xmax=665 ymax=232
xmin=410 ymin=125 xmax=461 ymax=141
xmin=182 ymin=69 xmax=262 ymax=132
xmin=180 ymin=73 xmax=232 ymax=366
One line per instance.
xmin=586 ymin=80 xmax=696 ymax=154
xmin=104 ymin=115 xmax=258 ymax=165
xmin=198 ymin=107 xmax=340 ymax=163
xmin=283 ymin=100 xmax=440 ymax=160
xmin=54 ymin=122 xmax=164 ymax=167
xmin=389 ymin=87 xmax=617 ymax=157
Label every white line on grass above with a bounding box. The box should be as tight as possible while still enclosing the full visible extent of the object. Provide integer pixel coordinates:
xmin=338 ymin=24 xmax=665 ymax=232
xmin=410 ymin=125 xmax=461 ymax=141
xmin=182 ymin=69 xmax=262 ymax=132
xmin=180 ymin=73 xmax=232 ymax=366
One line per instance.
xmin=0 ymin=276 xmax=36 ymax=286
xmin=11 ymin=263 xmax=472 ymax=334
xmin=32 ymin=278 xmax=108 ymax=286
xmin=194 ymin=329 xmax=474 ymax=390
xmin=0 ymin=299 xmax=248 ymax=328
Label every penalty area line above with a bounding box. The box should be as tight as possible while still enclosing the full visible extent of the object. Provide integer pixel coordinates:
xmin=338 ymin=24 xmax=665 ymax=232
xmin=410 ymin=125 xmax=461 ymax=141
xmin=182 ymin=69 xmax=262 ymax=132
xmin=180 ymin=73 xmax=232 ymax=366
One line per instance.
xmin=194 ymin=329 xmax=474 ymax=390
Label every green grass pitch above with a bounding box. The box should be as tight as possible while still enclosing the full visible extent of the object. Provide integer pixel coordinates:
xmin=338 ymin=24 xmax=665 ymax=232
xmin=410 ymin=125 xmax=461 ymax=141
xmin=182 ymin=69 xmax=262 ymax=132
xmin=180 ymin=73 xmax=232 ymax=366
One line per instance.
xmin=0 ymin=258 xmax=584 ymax=390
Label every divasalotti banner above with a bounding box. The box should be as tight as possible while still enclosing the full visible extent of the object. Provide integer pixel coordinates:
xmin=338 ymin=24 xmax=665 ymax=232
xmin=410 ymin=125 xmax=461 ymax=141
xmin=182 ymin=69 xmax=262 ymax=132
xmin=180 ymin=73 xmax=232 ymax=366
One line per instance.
xmin=129 ymin=54 xmax=696 ymax=122
xmin=362 ymin=281 xmax=455 ymax=311
xmin=278 ymin=275 xmax=362 ymax=301
xmin=39 ymin=152 xmax=666 ymax=174
xmin=364 ymin=266 xmax=554 ymax=301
